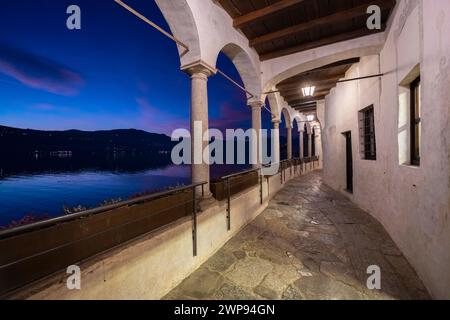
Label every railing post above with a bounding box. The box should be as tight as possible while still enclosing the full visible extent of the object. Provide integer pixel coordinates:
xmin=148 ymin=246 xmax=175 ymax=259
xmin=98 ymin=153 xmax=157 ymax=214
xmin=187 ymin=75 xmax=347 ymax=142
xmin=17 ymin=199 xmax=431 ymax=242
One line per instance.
xmin=226 ymin=178 xmax=231 ymax=231
xmin=259 ymin=169 xmax=263 ymax=205
xmin=192 ymin=186 xmax=197 ymax=257
xmin=280 ymin=164 xmax=283 ymax=184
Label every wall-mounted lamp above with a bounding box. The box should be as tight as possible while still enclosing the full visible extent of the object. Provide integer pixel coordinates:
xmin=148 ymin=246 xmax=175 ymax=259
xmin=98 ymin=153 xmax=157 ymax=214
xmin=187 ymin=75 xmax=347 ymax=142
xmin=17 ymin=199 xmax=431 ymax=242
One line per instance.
xmin=302 ymin=85 xmax=316 ymax=97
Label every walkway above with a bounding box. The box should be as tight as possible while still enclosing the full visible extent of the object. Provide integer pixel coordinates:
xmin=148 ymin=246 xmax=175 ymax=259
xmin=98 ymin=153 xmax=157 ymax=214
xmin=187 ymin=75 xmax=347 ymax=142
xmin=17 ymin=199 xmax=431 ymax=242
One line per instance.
xmin=164 ymin=171 xmax=430 ymax=300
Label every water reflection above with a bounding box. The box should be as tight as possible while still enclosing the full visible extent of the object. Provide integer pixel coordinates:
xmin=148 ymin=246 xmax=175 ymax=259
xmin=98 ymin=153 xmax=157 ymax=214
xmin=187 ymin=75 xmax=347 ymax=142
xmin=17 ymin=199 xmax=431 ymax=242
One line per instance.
xmin=0 ymin=155 xmax=250 ymax=227
xmin=0 ymin=155 xmax=190 ymax=226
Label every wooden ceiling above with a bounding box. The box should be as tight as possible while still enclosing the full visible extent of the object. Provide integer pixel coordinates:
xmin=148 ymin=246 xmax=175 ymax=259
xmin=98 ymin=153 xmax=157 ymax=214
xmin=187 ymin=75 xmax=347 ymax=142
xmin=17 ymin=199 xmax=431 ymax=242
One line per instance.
xmin=217 ymin=0 xmax=396 ymax=61
xmin=276 ymin=57 xmax=359 ymax=112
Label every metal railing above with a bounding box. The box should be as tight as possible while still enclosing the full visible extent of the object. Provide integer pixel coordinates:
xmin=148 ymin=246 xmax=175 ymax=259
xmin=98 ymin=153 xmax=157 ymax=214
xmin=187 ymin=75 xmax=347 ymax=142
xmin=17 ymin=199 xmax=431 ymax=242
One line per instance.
xmin=0 ymin=181 xmax=207 ymax=297
xmin=278 ymin=156 xmax=320 ymax=184
xmin=279 ymin=159 xmax=294 ymax=184
xmin=220 ymin=167 xmax=264 ymax=231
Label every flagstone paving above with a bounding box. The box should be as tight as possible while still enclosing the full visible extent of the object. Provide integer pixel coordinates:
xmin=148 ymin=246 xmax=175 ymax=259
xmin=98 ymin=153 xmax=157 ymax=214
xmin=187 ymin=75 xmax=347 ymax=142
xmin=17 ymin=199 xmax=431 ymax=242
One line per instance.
xmin=164 ymin=171 xmax=430 ymax=300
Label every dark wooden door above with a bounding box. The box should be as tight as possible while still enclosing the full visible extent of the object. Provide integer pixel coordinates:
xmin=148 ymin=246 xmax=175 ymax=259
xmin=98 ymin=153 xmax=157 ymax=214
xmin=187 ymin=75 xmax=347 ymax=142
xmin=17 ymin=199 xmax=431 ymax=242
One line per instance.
xmin=344 ymin=132 xmax=353 ymax=193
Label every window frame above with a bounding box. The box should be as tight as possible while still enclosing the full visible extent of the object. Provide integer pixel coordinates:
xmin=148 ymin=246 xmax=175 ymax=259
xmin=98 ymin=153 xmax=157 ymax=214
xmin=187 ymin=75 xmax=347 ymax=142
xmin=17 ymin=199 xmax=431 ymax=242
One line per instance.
xmin=410 ymin=76 xmax=421 ymax=166
xmin=358 ymin=105 xmax=377 ymax=161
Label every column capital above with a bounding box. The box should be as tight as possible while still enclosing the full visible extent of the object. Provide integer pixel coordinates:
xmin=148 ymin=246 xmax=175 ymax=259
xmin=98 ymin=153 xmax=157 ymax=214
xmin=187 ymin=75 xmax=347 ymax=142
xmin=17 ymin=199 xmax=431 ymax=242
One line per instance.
xmin=181 ymin=60 xmax=216 ymax=78
xmin=272 ymin=119 xmax=281 ymax=129
xmin=247 ymin=100 xmax=264 ymax=109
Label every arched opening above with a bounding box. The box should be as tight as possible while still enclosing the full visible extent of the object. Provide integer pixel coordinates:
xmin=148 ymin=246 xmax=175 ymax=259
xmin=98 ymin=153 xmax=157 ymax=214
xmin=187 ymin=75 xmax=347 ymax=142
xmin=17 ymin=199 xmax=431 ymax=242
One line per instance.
xmin=203 ymin=42 xmax=263 ymax=179
xmin=208 ymin=51 xmax=251 ymax=179
xmin=280 ymin=108 xmax=291 ymax=160
xmin=220 ymin=43 xmax=261 ymax=99
xmin=262 ymin=47 xmax=379 ymax=94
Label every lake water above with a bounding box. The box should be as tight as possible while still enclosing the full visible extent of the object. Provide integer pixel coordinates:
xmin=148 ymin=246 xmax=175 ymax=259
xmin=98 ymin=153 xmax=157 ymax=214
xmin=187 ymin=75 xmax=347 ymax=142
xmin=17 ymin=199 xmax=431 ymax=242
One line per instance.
xmin=0 ymin=157 xmax=251 ymax=227
xmin=0 ymin=164 xmax=192 ymax=226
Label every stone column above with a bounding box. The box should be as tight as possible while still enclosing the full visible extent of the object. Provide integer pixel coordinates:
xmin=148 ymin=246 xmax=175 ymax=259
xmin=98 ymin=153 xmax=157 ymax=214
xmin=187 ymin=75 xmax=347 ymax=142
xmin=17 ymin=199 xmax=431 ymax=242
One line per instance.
xmin=272 ymin=120 xmax=281 ymax=165
xmin=299 ymin=130 xmax=304 ymax=159
xmin=287 ymin=126 xmax=293 ymax=160
xmin=308 ymin=133 xmax=313 ymax=158
xmin=249 ymin=101 xmax=263 ymax=168
xmin=182 ymin=62 xmax=215 ymax=196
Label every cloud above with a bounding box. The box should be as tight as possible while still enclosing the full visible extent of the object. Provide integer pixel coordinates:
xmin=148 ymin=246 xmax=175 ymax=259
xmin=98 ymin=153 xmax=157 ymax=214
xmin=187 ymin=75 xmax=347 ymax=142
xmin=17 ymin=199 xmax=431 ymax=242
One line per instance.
xmin=134 ymin=99 xmax=250 ymax=136
xmin=135 ymin=97 xmax=189 ymax=135
xmin=210 ymin=102 xmax=250 ymax=131
xmin=0 ymin=45 xmax=84 ymax=96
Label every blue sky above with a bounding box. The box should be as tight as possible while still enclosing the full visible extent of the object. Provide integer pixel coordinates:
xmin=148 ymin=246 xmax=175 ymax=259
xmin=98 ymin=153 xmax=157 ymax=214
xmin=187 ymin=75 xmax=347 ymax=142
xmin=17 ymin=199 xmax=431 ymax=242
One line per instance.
xmin=0 ymin=0 xmax=275 ymax=136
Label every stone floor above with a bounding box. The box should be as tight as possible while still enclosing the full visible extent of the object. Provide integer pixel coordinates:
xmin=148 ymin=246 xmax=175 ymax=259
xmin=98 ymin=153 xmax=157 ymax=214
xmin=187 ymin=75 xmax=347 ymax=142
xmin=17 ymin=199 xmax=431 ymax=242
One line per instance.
xmin=164 ymin=171 xmax=430 ymax=300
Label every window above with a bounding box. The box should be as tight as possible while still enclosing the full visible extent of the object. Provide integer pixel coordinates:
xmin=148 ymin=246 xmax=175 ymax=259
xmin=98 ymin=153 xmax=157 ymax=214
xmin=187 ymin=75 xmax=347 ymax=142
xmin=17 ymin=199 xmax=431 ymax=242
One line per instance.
xmin=358 ymin=105 xmax=377 ymax=160
xmin=410 ymin=76 xmax=421 ymax=166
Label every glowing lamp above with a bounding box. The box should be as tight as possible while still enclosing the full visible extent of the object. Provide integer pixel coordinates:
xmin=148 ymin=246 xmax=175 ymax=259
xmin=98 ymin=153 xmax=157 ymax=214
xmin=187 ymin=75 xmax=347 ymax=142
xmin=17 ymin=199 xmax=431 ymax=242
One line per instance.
xmin=301 ymin=85 xmax=316 ymax=97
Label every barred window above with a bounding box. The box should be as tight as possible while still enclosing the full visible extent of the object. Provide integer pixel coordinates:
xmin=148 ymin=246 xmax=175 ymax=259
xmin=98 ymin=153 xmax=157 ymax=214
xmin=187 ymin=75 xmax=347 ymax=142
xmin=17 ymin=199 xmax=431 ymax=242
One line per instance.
xmin=358 ymin=105 xmax=377 ymax=160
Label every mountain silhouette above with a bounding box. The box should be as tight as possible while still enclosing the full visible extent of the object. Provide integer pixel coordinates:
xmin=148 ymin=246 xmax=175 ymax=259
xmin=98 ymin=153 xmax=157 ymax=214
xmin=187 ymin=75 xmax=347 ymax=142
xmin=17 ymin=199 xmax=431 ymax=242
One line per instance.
xmin=0 ymin=125 xmax=178 ymax=176
xmin=0 ymin=125 xmax=175 ymax=157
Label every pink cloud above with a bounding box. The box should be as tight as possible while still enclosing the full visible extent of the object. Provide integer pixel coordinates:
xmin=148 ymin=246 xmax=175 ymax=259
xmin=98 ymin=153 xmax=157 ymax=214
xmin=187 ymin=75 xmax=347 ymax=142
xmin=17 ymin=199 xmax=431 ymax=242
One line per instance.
xmin=134 ymin=99 xmax=250 ymax=136
xmin=135 ymin=97 xmax=189 ymax=135
xmin=0 ymin=45 xmax=84 ymax=96
xmin=210 ymin=102 xmax=250 ymax=130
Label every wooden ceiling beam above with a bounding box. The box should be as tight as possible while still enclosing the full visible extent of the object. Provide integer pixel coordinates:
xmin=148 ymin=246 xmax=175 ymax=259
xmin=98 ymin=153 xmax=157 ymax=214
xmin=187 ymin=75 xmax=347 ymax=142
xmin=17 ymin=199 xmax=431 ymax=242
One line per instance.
xmin=277 ymin=78 xmax=341 ymax=91
xmin=295 ymin=108 xmax=317 ymax=113
xmin=294 ymin=104 xmax=317 ymax=112
xmin=278 ymin=72 xmax=346 ymax=87
xmin=306 ymin=58 xmax=360 ymax=73
xmin=250 ymin=0 xmax=395 ymax=47
xmin=283 ymin=90 xmax=330 ymax=100
xmin=261 ymin=26 xmax=386 ymax=61
xmin=294 ymin=102 xmax=316 ymax=108
xmin=290 ymin=95 xmax=327 ymax=106
xmin=277 ymin=59 xmax=358 ymax=85
xmin=233 ymin=0 xmax=306 ymax=29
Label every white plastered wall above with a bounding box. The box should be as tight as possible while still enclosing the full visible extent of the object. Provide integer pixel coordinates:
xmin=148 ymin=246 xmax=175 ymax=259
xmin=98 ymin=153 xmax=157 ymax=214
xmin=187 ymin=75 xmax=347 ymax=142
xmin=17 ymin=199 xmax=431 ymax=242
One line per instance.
xmin=322 ymin=0 xmax=450 ymax=299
